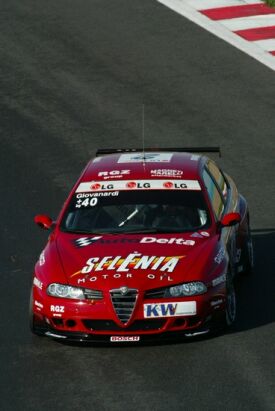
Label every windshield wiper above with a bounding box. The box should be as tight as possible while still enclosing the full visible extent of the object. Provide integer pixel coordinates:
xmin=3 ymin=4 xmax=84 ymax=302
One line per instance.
xmin=63 ymin=227 xmax=194 ymax=235
xmin=63 ymin=229 xmax=106 ymax=235
xmin=105 ymin=227 xmax=188 ymax=234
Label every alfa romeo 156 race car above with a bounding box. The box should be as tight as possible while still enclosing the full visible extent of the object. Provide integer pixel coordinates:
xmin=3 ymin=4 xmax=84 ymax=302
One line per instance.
xmin=30 ymin=147 xmax=253 ymax=343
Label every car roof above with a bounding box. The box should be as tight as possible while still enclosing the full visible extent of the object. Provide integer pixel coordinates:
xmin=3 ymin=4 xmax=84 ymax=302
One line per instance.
xmin=80 ymin=151 xmax=207 ymax=182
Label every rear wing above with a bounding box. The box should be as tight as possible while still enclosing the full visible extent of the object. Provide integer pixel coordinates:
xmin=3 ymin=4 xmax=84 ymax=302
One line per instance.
xmin=96 ymin=147 xmax=221 ymax=157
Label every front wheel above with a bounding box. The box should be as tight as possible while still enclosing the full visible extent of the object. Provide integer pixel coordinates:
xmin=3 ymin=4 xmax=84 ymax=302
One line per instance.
xmin=213 ymin=271 xmax=237 ymax=333
xmin=225 ymin=275 xmax=237 ymax=326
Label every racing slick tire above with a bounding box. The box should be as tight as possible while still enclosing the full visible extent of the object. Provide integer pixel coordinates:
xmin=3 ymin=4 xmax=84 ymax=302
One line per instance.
xmin=29 ymin=289 xmax=45 ymax=336
xmin=224 ymin=274 xmax=237 ymax=327
xmin=241 ymin=226 xmax=254 ymax=275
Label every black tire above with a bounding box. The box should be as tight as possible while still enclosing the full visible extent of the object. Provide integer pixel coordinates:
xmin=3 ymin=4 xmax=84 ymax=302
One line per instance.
xmin=214 ymin=270 xmax=237 ymax=333
xmin=241 ymin=226 xmax=254 ymax=275
xmin=224 ymin=274 xmax=237 ymax=327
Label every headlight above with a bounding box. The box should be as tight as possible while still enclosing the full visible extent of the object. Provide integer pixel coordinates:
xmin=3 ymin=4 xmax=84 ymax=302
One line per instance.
xmin=47 ymin=283 xmax=85 ymax=300
xmin=166 ymin=282 xmax=207 ymax=297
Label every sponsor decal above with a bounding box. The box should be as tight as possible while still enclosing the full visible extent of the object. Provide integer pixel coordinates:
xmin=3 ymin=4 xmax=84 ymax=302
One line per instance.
xmin=98 ymin=170 xmax=130 ymax=179
xmin=34 ymin=300 xmax=43 ymax=309
xmin=214 ymin=248 xmax=225 ymax=264
xmin=212 ymin=273 xmax=226 ymax=287
xmin=34 ymin=300 xmax=44 ymax=310
xmin=39 ymin=250 xmax=45 ymax=266
xmin=73 ymin=236 xmax=193 ymax=248
xmin=117 ymin=153 xmax=173 ymax=163
xmin=50 ymin=305 xmax=65 ymax=313
xmin=91 ymin=183 xmax=101 ymax=190
xmin=126 ymin=181 xmax=151 ymax=189
xmin=76 ymin=192 xmax=119 ymax=199
xmin=235 ymin=248 xmax=242 ymax=263
xmin=190 ymin=155 xmax=200 ymax=161
xmin=74 ymin=236 xmax=102 ymax=247
xmin=144 ymin=301 xmax=197 ymax=318
xmin=76 ymin=272 xmax=174 ymax=284
xmin=150 ymin=169 xmax=183 ymax=177
xmin=110 ymin=336 xmax=140 ymax=342
xmin=190 ymin=232 xmax=203 ymax=238
xmin=200 ymin=231 xmax=210 ymax=237
xmin=71 ymin=253 xmax=184 ymax=278
xmin=75 ymin=197 xmax=98 ymax=209
xmin=33 ymin=277 xmax=43 ymax=290
xmin=140 ymin=237 xmax=195 ymax=246
xmin=210 ymin=298 xmax=224 ymax=307
xmin=76 ymin=179 xmax=201 ymax=193
xmin=73 ymin=237 xmax=140 ymax=247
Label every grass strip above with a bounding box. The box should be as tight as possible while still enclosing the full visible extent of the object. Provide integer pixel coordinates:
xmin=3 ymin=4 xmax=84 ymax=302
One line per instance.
xmin=264 ymin=0 xmax=275 ymax=7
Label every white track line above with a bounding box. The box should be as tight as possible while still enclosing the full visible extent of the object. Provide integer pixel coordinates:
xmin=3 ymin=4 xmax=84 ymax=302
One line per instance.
xmin=254 ymin=38 xmax=275 ymax=51
xmin=186 ymin=0 xmax=263 ymax=9
xmin=186 ymin=0 xmax=246 ymax=10
xmin=221 ymin=15 xmax=275 ymax=31
xmin=157 ymin=0 xmax=275 ymax=71
xmin=243 ymin=0 xmax=265 ymax=3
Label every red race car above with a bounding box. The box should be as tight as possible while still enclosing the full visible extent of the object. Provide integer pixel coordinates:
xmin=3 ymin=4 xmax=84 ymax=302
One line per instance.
xmin=30 ymin=148 xmax=253 ymax=343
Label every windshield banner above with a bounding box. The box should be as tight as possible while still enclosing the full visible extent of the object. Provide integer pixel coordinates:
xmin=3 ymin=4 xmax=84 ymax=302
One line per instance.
xmin=76 ymin=179 xmax=201 ymax=193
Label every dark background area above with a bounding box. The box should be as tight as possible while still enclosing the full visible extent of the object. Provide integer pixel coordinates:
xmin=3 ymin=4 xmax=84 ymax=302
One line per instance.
xmin=0 ymin=1 xmax=275 ymax=410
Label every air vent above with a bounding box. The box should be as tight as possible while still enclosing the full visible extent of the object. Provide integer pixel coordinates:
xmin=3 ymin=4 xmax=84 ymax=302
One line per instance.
xmin=144 ymin=288 xmax=166 ymax=299
xmin=110 ymin=288 xmax=138 ymax=323
xmin=84 ymin=289 xmax=103 ymax=300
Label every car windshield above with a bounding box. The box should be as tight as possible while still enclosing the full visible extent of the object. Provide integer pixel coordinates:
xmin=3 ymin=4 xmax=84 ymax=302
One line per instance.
xmin=60 ymin=190 xmax=210 ymax=234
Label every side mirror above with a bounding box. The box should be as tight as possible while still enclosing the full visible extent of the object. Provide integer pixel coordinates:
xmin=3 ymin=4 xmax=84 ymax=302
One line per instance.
xmin=34 ymin=214 xmax=53 ymax=230
xmin=220 ymin=212 xmax=241 ymax=227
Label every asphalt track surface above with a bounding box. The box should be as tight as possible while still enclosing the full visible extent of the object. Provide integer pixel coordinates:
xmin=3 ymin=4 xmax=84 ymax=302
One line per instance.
xmin=0 ymin=1 xmax=275 ymax=410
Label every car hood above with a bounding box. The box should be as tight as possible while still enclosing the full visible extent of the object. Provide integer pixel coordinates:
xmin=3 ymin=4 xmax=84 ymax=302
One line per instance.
xmin=55 ymin=231 xmax=221 ymax=290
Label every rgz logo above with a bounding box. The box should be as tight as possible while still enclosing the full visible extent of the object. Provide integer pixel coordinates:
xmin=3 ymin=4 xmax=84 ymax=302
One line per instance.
xmin=50 ymin=305 xmax=65 ymax=313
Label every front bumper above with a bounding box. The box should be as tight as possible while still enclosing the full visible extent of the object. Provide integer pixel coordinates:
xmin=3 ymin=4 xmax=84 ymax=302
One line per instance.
xmin=32 ymin=284 xmax=226 ymax=343
xmin=34 ymin=323 xmax=213 ymax=343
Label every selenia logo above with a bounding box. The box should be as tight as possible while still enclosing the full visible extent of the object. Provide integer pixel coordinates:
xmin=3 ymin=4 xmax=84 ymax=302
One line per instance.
xmin=70 ymin=253 xmax=184 ymax=278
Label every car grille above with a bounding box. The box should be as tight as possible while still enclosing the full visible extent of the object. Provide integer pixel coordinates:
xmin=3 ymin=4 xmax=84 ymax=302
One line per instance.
xmin=110 ymin=288 xmax=138 ymax=323
xmin=83 ymin=319 xmax=165 ymax=331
